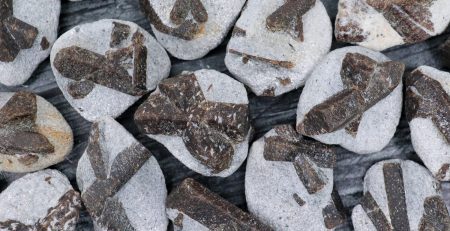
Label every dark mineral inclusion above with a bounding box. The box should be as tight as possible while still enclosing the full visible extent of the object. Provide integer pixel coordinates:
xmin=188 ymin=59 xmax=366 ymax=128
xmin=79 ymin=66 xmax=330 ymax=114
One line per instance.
xmin=0 ymin=92 xmax=54 ymax=165
xmin=135 ymin=73 xmax=250 ymax=174
xmin=140 ymin=0 xmax=208 ymax=40
xmin=298 ymin=53 xmax=405 ymax=137
xmin=359 ymin=162 xmax=450 ymax=230
xmin=167 ymin=178 xmax=273 ymax=230
xmin=81 ymin=122 xmax=153 ymax=231
xmin=0 ymin=0 xmax=38 ymax=62
xmin=54 ymin=22 xmax=147 ymax=99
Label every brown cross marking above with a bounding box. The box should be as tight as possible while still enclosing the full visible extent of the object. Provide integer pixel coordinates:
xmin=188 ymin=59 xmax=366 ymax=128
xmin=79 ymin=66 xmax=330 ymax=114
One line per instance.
xmin=266 ymin=0 xmax=316 ymax=42
xmin=81 ymin=122 xmax=153 ymax=230
xmin=140 ymin=0 xmax=208 ymax=40
xmin=134 ymin=73 xmax=250 ymax=174
xmin=0 ymin=0 xmax=38 ymax=62
xmin=0 ymin=92 xmax=54 ymax=165
xmin=53 ymin=22 xmax=147 ymax=99
xmin=298 ymin=53 xmax=404 ymax=137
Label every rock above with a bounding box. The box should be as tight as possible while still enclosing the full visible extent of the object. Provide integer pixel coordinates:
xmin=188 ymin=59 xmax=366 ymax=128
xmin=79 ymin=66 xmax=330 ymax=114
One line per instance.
xmin=352 ymin=159 xmax=450 ymax=230
xmin=167 ymin=178 xmax=272 ymax=230
xmin=50 ymin=19 xmax=171 ymax=122
xmin=76 ymin=117 xmax=168 ymax=231
xmin=225 ymin=0 xmax=332 ymax=96
xmin=245 ymin=125 xmax=346 ymax=230
xmin=0 ymin=91 xmax=73 ymax=173
xmin=0 ymin=169 xmax=81 ymax=231
xmin=440 ymin=37 xmax=450 ymax=68
xmin=296 ymin=46 xmax=404 ymax=154
xmin=335 ymin=0 xmax=450 ymax=51
xmin=0 ymin=0 xmax=60 ymax=86
xmin=134 ymin=69 xmax=251 ymax=177
xmin=405 ymin=66 xmax=450 ymax=181
xmin=139 ymin=0 xmax=246 ymax=60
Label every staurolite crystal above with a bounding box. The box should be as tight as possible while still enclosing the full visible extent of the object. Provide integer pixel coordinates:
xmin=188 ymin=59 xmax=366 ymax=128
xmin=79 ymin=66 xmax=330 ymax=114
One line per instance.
xmin=53 ymin=22 xmax=148 ymax=99
xmin=298 ymin=52 xmax=404 ymax=137
xmin=167 ymin=178 xmax=272 ymax=231
xmin=135 ymin=70 xmax=251 ymax=176
xmin=0 ymin=0 xmax=38 ymax=62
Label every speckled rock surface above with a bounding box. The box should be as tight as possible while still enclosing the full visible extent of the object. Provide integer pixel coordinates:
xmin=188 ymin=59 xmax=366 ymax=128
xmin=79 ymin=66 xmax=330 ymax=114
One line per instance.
xmin=0 ymin=0 xmax=60 ymax=86
xmin=296 ymin=46 xmax=403 ymax=154
xmin=406 ymin=66 xmax=450 ymax=181
xmin=0 ymin=91 xmax=73 ymax=173
xmin=135 ymin=69 xmax=251 ymax=177
xmin=50 ymin=19 xmax=171 ymax=122
xmin=352 ymin=159 xmax=450 ymax=230
xmin=335 ymin=0 xmax=450 ymax=51
xmin=76 ymin=117 xmax=168 ymax=231
xmin=225 ymin=0 xmax=332 ymax=96
xmin=140 ymin=0 xmax=246 ymax=60
xmin=0 ymin=169 xmax=81 ymax=230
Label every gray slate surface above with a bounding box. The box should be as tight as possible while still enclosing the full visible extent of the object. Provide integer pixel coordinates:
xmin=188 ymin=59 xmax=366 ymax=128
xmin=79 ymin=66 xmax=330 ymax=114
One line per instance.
xmin=0 ymin=0 xmax=449 ymax=230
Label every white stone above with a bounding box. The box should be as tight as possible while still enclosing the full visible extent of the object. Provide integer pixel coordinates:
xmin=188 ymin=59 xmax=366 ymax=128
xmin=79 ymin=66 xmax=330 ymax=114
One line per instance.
xmin=335 ymin=0 xmax=450 ymax=51
xmin=409 ymin=66 xmax=450 ymax=181
xmin=0 ymin=0 xmax=60 ymax=86
xmin=144 ymin=0 xmax=246 ymax=60
xmin=0 ymin=169 xmax=81 ymax=230
xmin=225 ymin=0 xmax=332 ymax=96
xmin=245 ymin=128 xmax=335 ymax=231
xmin=76 ymin=117 xmax=168 ymax=231
xmin=296 ymin=46 xmax=403 ymax=154
xmin=50 ymin=19 xmax=171 ymax=122
xmin=0 ymin=92 xmax=73 ymax=173
xmin=352 ymin=159 xmax=443 ymax=231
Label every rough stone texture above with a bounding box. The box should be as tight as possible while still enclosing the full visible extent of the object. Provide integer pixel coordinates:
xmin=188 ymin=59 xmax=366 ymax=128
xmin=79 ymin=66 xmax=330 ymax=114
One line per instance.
xmin=0 ymin=169 xmax=81 ymax=231
xmin=0 ymin=0 xmax=60 ymax=86
xmin=406 ymin=66 xmax=450 ymax=181
xmin=335 ymin=0 xmax=450 ymax=51
xmin=297 ymin=46 xmax=403 ymax=154
xmin=167 ymin=178 xmax=272 ymax=231
xmin=140 ymin=0 xmax=246 ymax=60
xmin=352 ymin=159 xmax=450 ymax=231
xmin=246 ymin=125 xmax=346 ymax=230
xmin=225 ymin=0 xmax=332 ymax=96
xmin=76 ymin=117 xmax=168 ymax=231
xmin=0 ymin=91 xmax=73 ymax=173
xmin=51 ymin=19 xmax=171 ymax=122
xmin=135 ymin=69 xmax=251 ymax=177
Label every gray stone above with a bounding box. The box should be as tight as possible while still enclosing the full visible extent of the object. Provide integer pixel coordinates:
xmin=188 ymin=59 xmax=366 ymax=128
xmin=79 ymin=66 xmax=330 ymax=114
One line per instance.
xmin=352 ymin=159 xmax=450 ymax=231
xmin=0 ymin=0 xmax=60 ymax=86
xmin=50 ymin=19 xmax=171 ymax=122
xmin=0 ymin=91 xmax=73 ymax=173
xmin=335 ymin=0 xmax=450 ymax=51
xmin=296 ymin=46 xmax=403 ymax=154
xmin=76 ymin=117 xmax=168 ymax=231
xmin=140 ymin=0 xmax=246 ymax=60
xmin=0 ymin=169 xmax=82 ymax=231
xmin=225 ymin=0 xmax=332 ymax=96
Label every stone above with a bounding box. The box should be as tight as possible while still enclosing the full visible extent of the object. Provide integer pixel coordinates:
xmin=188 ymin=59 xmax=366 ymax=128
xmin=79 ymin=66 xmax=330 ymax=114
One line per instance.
xmin=134 ymin=69 xmax=251 ymax=177
xmin=167 ymin=178 xmax=272 ymax=230
xmin=440 ymin=37 xmax=450 ymax=68
xmin=225 ymin=0 xmax=332 ymax=96
xmin=0 ymin=169 xmax=81 ymax=231
xmin=297 ymin=46 xmax=404 ymax=154
xmin=0 ymin=91 xmax=73 ymax=173
xmin=352 ymin=159 xmax=450 ymax=231
xmin=0 ymin=0 xmax=60 ymax=86
xmin=335 ymin=0 xmax=450 ymax=51
xmin=245 ymin=125 xmax=346 ymax=230
xmin=76 ymin=117 xmax=168 ymax=231
xmin=140 ymin=0 xmax=246 ymax=60
xmin=405 ymin=66 xmax=450 ymax=181
xmin=51 ymin=19 xmax=171 ymax=122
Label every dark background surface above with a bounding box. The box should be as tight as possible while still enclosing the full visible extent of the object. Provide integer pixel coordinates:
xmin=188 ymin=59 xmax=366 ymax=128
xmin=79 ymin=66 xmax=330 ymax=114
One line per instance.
xmin=0 ymin=0 xmax=449 ymax=230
